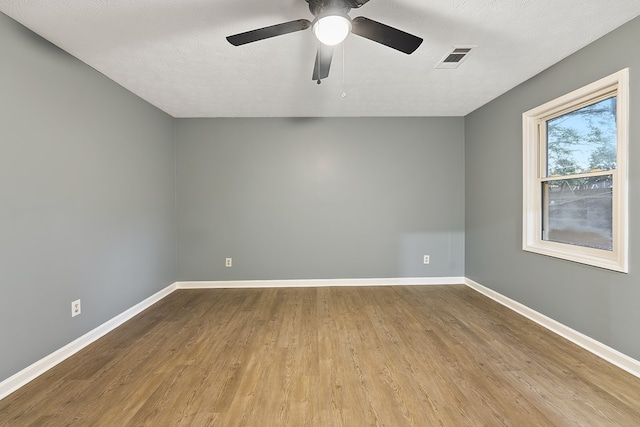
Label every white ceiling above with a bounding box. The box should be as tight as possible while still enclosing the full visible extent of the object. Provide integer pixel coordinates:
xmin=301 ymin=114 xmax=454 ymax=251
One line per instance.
xmin=2 ymin=1 xmax=639 ymax=118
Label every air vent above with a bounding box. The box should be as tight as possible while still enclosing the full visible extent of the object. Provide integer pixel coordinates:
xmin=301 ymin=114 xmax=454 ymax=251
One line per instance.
xmin=435 ymin=46 xmax=476 ymax=69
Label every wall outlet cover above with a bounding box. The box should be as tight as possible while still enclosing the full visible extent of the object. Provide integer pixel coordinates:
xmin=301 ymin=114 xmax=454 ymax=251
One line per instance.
xmin=72 ymin=299 xmax=81 ymax=317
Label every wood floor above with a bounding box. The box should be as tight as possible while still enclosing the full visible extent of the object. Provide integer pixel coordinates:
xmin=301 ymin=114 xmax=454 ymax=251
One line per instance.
xmin=1 ymin=285 xmax=640 ymax=426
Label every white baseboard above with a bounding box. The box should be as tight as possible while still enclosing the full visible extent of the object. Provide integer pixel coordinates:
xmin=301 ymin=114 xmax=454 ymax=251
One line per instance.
xmin=3 ymin=276 xmax=638 ymax=401
xmin=176 ymin=276 xmax=466 ymax=289
xmin=464 ymin=278 xmax=640 ymax=378
xmin=0 ymin=277 xmax=459 ymax=401
xmin=0 ymin=283 xmax=177 ymax=401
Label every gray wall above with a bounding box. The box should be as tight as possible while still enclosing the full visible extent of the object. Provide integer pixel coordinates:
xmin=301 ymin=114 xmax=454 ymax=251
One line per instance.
xmin=176 ymin=118 xmax=465 ymax=281
xmin=4 ymin=4 xmax=637 ymax=389
xmin=465 ymin=16 xmax=640 ymax=359
xmin=0 ymin=14 xmax=177 ymax=382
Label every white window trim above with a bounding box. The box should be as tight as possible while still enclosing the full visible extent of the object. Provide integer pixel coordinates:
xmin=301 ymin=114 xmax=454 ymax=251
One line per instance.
xmin=522 ymin=69 xmax=629 ymax=273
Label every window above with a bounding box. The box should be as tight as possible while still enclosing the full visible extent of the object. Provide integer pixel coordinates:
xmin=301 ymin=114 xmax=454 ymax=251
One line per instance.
xmin=522 ymin=69 xmax=628 ymax=272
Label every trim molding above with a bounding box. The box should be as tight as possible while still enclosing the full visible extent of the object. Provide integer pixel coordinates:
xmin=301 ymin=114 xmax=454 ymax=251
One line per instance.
xmin=465 ymin=278 xmax=640 ymax=378
xmin=176 ymin=277 xmax=465 ymax=289
xmin=0 ymin=277 xmax=458 ymax=401
xmin=0 ymin=283 xmax=177 ymax=401
xmin=3 ymin=276 xmax=639 ymax=401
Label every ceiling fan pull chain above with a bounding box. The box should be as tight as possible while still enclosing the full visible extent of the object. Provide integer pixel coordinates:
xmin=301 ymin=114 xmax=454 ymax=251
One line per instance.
xmin=341 ymin=42 xmax=347 ymax=97
xmin=317 ymin=49 xmax=322 ymax=84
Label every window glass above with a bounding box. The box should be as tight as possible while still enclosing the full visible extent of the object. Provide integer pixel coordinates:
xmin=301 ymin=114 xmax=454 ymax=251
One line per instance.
xmin=546 ymin=96 xmax=617 ymax=176
xmin=542 ymin=175 xmax=613 ymax=250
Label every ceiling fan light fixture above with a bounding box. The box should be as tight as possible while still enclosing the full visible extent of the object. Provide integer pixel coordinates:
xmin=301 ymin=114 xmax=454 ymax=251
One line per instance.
xmin=313 ymin=15 xmax=351 ymax=46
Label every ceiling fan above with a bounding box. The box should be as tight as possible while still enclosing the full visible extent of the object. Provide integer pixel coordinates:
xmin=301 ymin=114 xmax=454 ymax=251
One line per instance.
xmin=226 ymin=0 xmax=423 ymax=83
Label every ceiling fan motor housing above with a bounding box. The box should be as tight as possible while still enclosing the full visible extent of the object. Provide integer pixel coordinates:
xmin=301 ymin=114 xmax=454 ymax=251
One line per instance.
xmin=306 ymin=0 xmax=368 ymax=18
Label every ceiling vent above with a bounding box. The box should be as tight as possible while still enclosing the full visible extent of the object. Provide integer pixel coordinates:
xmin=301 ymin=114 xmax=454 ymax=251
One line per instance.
xmin=435 ymin=46 xmax=476 ymax=69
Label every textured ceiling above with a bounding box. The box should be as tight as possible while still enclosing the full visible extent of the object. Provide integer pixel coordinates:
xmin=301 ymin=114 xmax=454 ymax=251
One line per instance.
xmin=2 ymin=0 xmax=639 ymax=118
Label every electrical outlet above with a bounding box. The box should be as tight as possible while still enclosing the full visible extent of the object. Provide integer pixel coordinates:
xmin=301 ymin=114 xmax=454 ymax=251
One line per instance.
xmin=225 ymin=257 xmax=232 ymax=268
xmin=423 ymin=255 xmax=430 ymax=264
xmin=72 ymin=299 xmax=81 ymax=317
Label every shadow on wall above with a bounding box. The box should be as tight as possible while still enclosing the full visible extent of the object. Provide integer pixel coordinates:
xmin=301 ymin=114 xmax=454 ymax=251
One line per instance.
xmin=9 ymin=19 xmax=71 ymax=59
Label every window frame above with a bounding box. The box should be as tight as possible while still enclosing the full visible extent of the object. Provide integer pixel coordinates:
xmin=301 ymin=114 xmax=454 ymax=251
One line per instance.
xmin=522 ymin=69 xmax=629 ymax=273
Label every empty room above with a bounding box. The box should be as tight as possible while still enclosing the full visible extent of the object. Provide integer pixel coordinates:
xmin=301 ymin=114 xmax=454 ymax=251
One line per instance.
xmin=1 ymin=1 xmax=640 ymax=425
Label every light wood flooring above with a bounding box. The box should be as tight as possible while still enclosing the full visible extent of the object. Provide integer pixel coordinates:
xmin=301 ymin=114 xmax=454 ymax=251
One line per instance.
xmin=1 ymin=285 xmax=640 ymax=426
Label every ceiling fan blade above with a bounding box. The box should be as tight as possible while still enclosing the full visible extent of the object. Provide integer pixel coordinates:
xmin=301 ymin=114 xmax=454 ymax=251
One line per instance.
xmin=227 ymin=19 xmax=312 ymax=46
xmin=312 ymin=44 xmax=334 ymax=82
xmin=351 ymin=16 xmax=423 ymax=54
